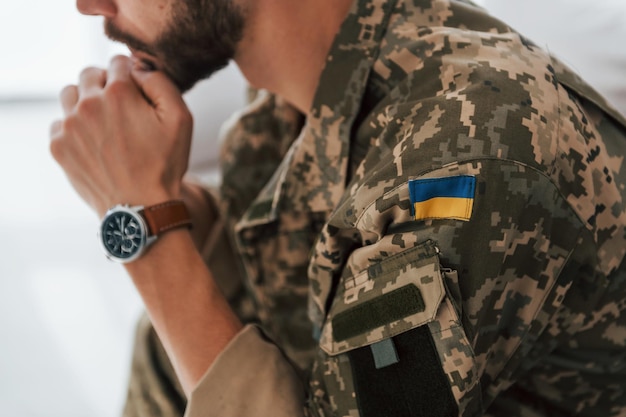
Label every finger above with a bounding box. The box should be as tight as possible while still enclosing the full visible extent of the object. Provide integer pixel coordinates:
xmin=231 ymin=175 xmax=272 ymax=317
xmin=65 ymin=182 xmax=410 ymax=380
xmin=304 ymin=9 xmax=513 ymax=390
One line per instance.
xmin=60 ymin=85 xmax=78 ymax=115
xmin=106 ymin=55 xmax=134 ymax=87
xmin=130 ymin=67 xmax=187 ymax=118
xmin=78 ymin=66 xmax=106 ymax=97
xmin=49 ymin=119 xmax=63 ymax=138
xmin=49 ymin=120 xmax=66 ymax=163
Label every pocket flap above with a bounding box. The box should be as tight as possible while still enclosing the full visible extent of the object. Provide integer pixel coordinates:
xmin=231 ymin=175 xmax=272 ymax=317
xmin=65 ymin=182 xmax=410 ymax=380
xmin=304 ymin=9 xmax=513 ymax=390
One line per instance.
xmin=319 ymin=240 xmax=445 ymax=356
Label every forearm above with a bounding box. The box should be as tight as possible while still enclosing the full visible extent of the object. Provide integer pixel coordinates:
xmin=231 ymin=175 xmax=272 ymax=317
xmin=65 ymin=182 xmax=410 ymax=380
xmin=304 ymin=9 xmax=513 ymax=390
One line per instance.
xmin=125 ymin=228 xmax=243 ymax=396
xmin=50 ymin=57 xmax=244 ymax=402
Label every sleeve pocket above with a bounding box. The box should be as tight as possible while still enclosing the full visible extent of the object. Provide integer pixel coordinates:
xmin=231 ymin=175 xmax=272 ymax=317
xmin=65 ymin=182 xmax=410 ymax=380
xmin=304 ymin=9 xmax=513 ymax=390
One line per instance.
xmin=319 ymin=239 xmax=445 ymax=356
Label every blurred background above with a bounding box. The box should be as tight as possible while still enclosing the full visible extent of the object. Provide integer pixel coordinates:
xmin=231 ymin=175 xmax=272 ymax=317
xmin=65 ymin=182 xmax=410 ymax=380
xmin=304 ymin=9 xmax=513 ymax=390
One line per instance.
xmin=0 ymin=2 xmax=245 ymax=416
xmin=0 ymin=0 xmax=624 ymax=416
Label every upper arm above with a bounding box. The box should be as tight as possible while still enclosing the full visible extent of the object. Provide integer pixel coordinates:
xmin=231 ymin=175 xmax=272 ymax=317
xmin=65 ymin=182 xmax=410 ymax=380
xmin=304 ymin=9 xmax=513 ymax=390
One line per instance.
xmin=307 ymin=159 xmax=586 ymax=416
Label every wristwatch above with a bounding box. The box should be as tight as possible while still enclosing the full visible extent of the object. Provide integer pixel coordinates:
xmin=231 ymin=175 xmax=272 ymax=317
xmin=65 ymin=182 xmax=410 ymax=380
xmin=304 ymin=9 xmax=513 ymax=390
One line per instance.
xmin=99 ymin=200 xmax=192 ymax=263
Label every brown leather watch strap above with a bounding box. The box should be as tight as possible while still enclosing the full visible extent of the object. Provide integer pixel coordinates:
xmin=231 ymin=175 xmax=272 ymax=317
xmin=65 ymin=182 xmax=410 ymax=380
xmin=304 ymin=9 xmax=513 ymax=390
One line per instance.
xmin=140 ymin=200 xmax=192 ymax=236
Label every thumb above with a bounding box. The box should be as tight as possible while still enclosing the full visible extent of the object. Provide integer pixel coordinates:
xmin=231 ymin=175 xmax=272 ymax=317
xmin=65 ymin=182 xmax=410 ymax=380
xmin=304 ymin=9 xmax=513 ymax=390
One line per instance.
xmin=131 ymin=68 xmax=187 ymax=119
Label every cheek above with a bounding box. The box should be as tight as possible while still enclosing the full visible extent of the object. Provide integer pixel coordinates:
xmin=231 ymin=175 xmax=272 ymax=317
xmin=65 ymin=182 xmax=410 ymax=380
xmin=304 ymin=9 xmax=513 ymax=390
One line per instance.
xmin=117 ymin=0 xmax=173 ymax=44
xmin=136 ymin=0 xmax=173 ymax=27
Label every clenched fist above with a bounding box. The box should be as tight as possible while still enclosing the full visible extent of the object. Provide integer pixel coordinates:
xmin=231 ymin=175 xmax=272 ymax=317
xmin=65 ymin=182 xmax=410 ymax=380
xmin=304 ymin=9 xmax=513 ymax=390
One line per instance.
xmin=50 ymin=55 xmax=193 ymax=218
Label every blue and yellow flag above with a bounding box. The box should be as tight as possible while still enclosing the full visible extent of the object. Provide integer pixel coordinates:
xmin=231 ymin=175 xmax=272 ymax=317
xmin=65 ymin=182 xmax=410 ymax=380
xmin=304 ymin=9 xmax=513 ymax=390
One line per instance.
xmin=409 ymin=175 xmax=476 ymax=221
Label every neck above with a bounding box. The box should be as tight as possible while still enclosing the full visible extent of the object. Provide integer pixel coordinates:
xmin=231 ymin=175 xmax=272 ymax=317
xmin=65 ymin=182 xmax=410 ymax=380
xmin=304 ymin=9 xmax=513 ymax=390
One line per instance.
xmin=233 ymin=0 xmax=354 ymax=114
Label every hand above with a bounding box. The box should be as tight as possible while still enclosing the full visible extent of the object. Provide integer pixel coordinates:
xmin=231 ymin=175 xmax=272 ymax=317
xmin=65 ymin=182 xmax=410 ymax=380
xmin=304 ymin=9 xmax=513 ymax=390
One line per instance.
xmin=50 ymin=55 xmax=193 ymax=218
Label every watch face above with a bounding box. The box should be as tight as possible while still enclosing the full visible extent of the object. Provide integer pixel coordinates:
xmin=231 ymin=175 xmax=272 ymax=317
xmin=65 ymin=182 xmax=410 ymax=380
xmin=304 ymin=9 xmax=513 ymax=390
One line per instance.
xmin=100 ymin=208 xmax=147 ymax=262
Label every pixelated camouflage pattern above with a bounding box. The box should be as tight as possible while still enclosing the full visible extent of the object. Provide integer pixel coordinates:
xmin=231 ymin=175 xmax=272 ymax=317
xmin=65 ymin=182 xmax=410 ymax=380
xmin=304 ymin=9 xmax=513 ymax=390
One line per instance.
xmin=126 ymin=0 xmax=626 ymax=415
xmin=217 ymin=0 xmax=626 ymax=415
xmin=319 ymin=240 xmax=445 ymax=355
xmin=219 ymin=90 xmax=325 ymax=370
xmin=123 ymin=313 xmax=187 ymax=417
xmin=222 ymin=0 xmax=626 ymax=415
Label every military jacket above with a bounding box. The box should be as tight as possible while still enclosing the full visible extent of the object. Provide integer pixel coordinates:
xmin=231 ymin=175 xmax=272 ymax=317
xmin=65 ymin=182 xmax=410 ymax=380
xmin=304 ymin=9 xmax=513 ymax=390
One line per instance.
xmin=184 ymin=0 xmax=626 ymax=416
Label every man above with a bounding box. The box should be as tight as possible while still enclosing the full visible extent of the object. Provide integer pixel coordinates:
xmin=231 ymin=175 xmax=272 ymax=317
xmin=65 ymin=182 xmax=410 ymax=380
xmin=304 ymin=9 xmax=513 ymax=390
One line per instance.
xmin=50 ymin=0 xmax=626 ymax=416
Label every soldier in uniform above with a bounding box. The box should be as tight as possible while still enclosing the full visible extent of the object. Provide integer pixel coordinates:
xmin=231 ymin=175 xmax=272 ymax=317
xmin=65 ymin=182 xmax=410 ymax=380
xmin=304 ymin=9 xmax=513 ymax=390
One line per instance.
xmin=50 ymin=0 xmax=626 ymax=416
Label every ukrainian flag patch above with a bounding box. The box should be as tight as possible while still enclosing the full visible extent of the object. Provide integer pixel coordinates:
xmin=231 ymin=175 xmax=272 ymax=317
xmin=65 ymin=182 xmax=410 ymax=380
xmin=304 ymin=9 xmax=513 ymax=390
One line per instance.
xmin=409 ymin=175 xmax=476 ymax=221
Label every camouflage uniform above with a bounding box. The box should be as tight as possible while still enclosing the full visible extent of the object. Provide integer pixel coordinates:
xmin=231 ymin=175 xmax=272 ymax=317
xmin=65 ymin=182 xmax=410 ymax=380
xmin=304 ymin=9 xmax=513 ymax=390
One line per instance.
xmin=124 ymin=0 xmax=626 ymax=416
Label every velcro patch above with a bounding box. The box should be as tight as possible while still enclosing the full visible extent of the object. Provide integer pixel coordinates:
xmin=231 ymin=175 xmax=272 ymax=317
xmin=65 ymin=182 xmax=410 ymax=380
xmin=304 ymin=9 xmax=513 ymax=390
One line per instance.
xmin=409 ymin=175 xmax=476 ymax=221
xmin=332 ymin=285 xmax=425 ymax=342
xmin=349 ymin=326 xmax=458 ymax=417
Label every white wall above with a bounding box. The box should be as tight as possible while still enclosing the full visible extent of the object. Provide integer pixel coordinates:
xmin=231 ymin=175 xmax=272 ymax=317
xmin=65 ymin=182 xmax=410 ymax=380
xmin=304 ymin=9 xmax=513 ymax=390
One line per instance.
xmin=0 ymin=2 xmax=246 ymax=416
xmin=483 ymin=0 xmax=626 ymax=116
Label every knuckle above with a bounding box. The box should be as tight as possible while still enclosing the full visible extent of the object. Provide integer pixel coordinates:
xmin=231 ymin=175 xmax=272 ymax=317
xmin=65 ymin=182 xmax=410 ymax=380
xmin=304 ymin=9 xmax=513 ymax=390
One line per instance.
xmin=110 ymin=54 xmax=129 ymax=65
xmin=173 ymin=106 xmax=193 ymax=127
xmin=60 ymin=84 xmax=77 ymax=100
xmin=49 ymin=141 xmax=62 ymax=162
xmin=49 ymin=119 xmax=62 ymax=137
xmin=49 ymin=132 xmax=66 ymax=162
xmin=104 ymin=79 xmax=130 ymax=98
xmin=79 ymin=66 xmax=102 ymax=80
xmin=75 ymin=95 xmax=101 ymax=116
xmin=61 ymin=114 xmax=80 ymax=133
xmin=181 ymin=110 xmax=193 ymax=127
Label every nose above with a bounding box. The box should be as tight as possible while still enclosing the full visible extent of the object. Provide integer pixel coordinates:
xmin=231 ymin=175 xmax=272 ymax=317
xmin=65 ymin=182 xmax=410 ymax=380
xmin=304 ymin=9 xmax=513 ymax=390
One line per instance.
xmin=76 ymin=0 xmax=117 ymax=17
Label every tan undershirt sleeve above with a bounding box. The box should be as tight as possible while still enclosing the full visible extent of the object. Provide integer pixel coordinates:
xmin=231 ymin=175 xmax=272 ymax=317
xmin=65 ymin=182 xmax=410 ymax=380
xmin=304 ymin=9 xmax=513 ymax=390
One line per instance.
xmin=184 ymin=325 xmax=306 ymax=417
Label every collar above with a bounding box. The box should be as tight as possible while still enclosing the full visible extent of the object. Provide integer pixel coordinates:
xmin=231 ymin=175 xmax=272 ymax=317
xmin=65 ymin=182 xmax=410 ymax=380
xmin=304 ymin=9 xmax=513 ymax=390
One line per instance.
xmin=237 ymin=0 xmax=399 ymax=230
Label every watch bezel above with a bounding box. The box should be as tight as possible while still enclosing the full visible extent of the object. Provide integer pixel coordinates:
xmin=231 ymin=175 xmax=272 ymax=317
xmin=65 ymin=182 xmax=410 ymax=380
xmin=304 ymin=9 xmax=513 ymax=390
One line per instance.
xmin=99 ymin=205 xmax=155 ymax=264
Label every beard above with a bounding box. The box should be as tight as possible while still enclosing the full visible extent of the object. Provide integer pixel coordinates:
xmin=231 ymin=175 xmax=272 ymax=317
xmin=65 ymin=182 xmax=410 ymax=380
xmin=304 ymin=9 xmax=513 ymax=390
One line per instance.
xmin=105 ymin=0 xmax=244 ymax=92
